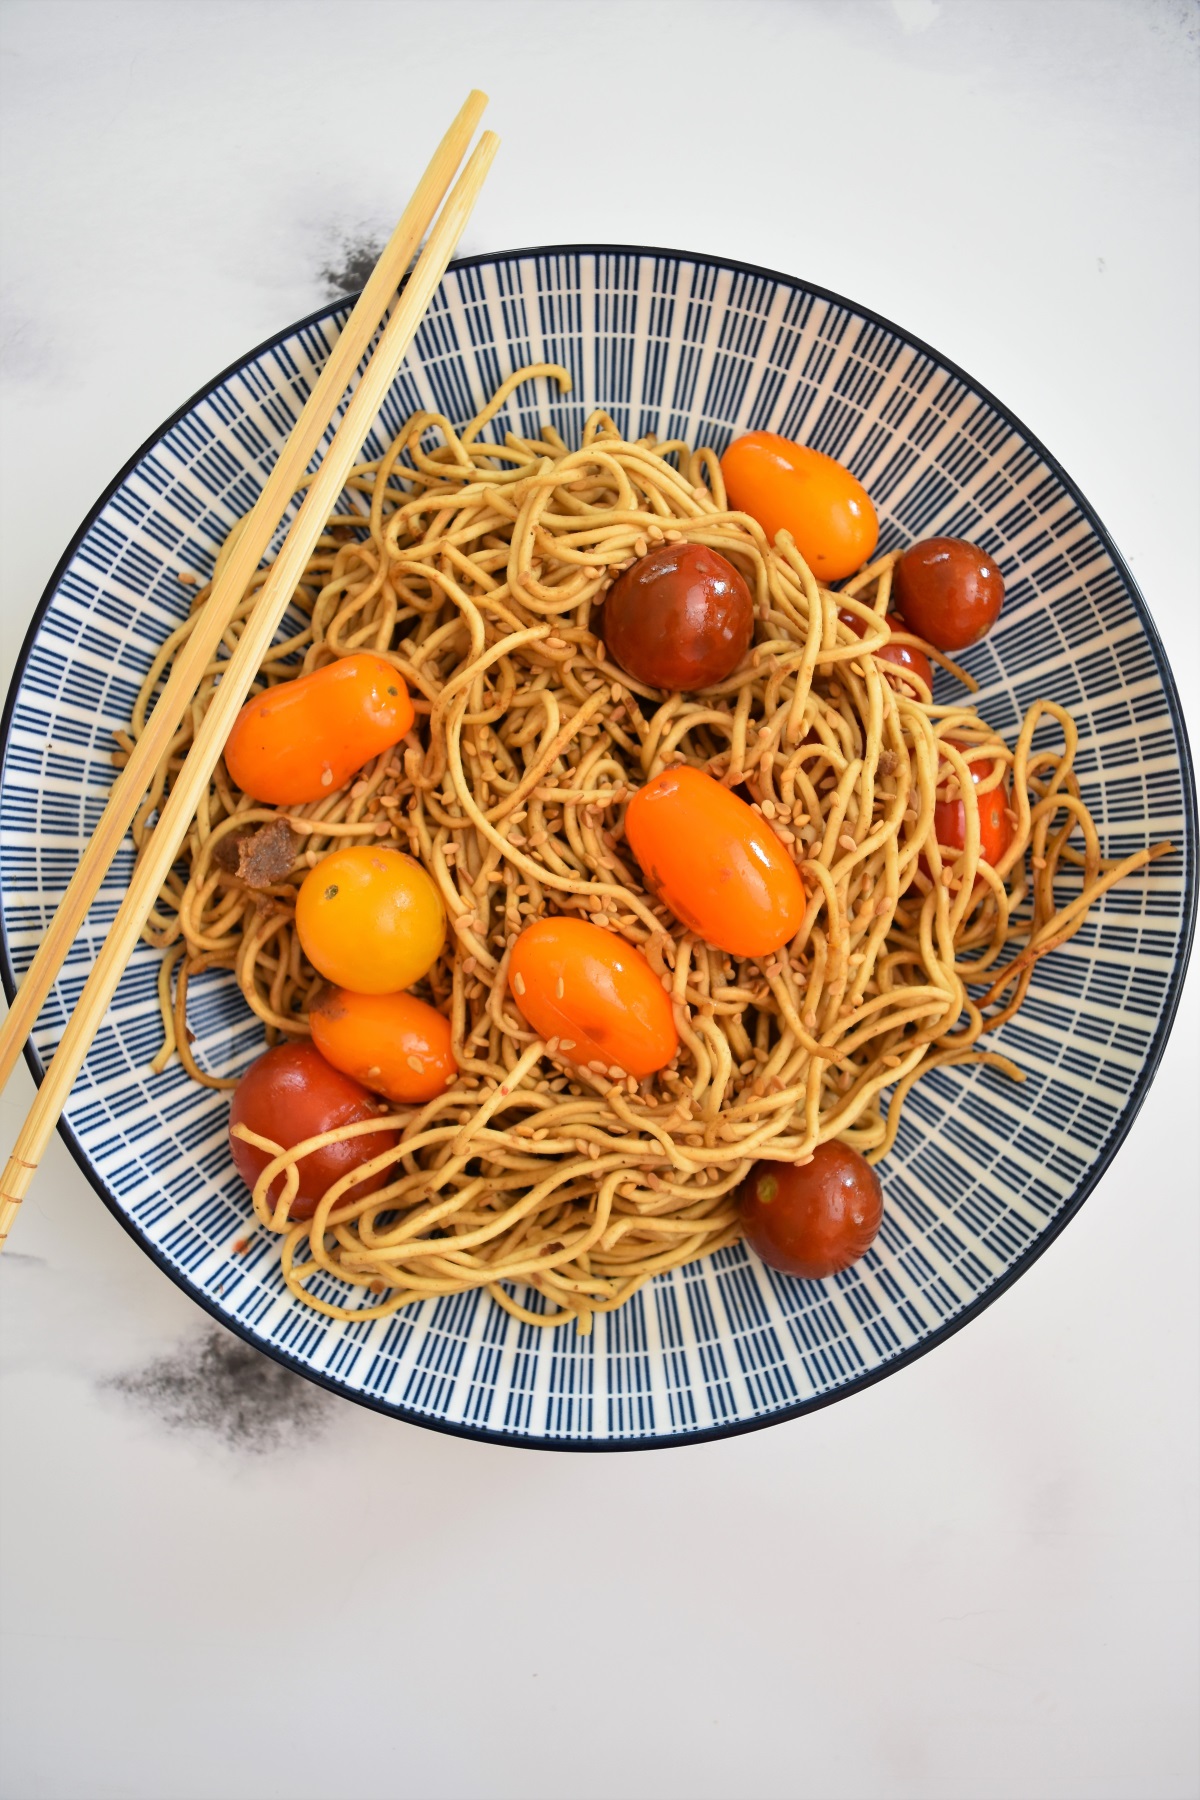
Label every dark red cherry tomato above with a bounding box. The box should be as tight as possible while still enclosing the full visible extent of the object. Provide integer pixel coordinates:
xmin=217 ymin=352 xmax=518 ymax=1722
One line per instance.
xmin=738 ymin=1142 xmax=883 ymax=1278
xmin=892 ymin=538 xmax=1003 ymax=652
xmin=838 ymin=608 xmax=934 ymax=694
xmin=228 ymin=1042 xmax=398 ymax=1219
xmin=602 ymin=542 xmax=753 ymax=689
xmin=932 ymin=744 xmax=1014 ymax=869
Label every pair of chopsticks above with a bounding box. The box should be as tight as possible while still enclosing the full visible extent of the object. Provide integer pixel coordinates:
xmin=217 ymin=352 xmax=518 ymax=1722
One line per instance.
xmin=0 ymin=92 xmax=499 ymax=1250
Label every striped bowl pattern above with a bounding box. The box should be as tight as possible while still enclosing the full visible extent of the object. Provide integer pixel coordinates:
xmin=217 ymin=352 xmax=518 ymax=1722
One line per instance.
xmin=1 ymin=248 xmax=1194 ymax=1448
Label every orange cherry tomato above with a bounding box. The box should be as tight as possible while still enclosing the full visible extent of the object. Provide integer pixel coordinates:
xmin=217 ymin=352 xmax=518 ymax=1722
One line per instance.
xmin=738 ymin=1142 xmax=883 ymax=1279
xmin=310 ymin=987 xmax=456 ymax=1104
xmin=624 ymin=766 xmax=806 ymax=958
xmin=508 ymin=916 xmax=677 ymax=1079
xmin=721 ymin=432 xmax=878 ymax=582
xmin=228 ymin=1041 xmax=397 ymax=1220
xmin=224 ymin=653 xmax=414 ymax=805
xmin=838 ymin=608 xmax=934 ymax=695
xmin=295 ymin=846 xmax=446 ymax=994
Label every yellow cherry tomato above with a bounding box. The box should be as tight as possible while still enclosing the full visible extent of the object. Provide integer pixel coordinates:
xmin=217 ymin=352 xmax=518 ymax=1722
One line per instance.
xmin=295 ymin=846 xmax=445 ymax=994
xmin=309 ymin=987 xmax=456 ymax=1104
xmin=721 ymin=432 xmax=878 ymax=582
xmin=509 ymin=917 xmax=677 ymax=1079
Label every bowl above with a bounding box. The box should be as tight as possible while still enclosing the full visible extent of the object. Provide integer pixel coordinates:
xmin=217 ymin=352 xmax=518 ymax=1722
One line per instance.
xmin=2 ymin=246 xmax=1194 ymax=1449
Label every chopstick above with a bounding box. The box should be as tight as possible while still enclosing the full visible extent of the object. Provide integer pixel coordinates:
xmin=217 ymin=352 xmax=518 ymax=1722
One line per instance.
xmin=0 ymin=89 xmax=489 ymax=1096
xmin=0 ymin=119 xmax=500 ymax=1249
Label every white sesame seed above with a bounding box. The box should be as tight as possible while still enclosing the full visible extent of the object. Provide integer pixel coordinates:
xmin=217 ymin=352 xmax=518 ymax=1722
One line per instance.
xmin=406 ymin=1055 xmax=424 ymax=1074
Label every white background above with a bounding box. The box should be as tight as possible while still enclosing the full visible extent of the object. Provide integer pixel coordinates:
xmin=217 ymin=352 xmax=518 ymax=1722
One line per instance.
xmin=1 ymin=4 xmax=1197 ymax=1798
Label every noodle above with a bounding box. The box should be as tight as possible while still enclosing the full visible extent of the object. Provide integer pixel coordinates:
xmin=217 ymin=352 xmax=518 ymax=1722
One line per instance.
xmin=119 ymin=365 xmax=1171 ymax=1333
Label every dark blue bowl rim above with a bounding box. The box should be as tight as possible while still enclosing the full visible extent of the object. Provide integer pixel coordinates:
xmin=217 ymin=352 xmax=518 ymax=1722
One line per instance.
xmin=2 ymin=244 xmax=1195 ymax=1453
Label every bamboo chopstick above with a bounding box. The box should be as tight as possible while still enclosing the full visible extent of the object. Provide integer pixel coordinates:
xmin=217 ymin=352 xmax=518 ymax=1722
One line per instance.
xmin=0 ymin=125 xmax=500 ymax=1249
xmin=0 ymin=89 xmax=489 ymax=1096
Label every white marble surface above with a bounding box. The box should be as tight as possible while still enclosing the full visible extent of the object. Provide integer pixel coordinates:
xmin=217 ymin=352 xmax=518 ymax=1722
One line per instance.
xmin=1 ymin=4 xmax=1197 ymax=1797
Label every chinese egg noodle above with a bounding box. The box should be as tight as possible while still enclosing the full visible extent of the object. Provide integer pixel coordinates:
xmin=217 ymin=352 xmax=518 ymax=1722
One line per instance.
xmin=120 ymin=365 xmax=1169 ymax=1332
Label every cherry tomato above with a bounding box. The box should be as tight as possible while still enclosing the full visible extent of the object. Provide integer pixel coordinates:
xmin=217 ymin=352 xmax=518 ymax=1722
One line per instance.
xmin=602 ymin=542 xmax=754 ymax=690
xmin=509 ymin=916 xmax=677 ymax=1078
xmin=838 ymin=608 xmax=934 ymax=695
xmin=720 ymin=432 xmax=878 ymax=582
xmin=738 ymin=1142 xmax=883 ymax=1279
xmin=624 ymin=765 xmax=806 ymax=957
xmin=295 ymin=846 xmax=445 ymax=994
xmin=228 ymin=1041 xmax=397 ymax=1219
xmin=224 ymin=653 xmax=414 ymax=805
xmin=932 ymin=743 xmax=1014 ymax=869
xmin=310 ymin=987 xmax=456 ymax=1104
xmin=892 ymin=538 xmax=1003 ymax=652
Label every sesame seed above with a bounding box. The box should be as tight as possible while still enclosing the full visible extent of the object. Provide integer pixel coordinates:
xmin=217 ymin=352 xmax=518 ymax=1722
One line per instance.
xmin=558 ymin=1039 xmax=576 ymax=1051
xmin=406 ymin=1056 xmax=424 ymax=1074
xmin=320 ymin=768 xmax=333 ymax=787
xmin=513 ymin=971 xmax=526 ymax=995
xmin=555 ymin=976 xmax=565 ymax=999
xmin=839 ymin=834 xmax=857 ymax=853
xmin=177 ymin=570 xmax=197 ymax=585
xmin=588 ymin=1059 xmax=607 ymax=1074
xmin=634 ymin=535 xmax=649 ymax=558
xmin=609 ymin=1065 xmax=626 ymax=1080
xmin=1032 ymin=855 xmax=1047 ymax=870
xmin=803 ymin=1011 xmax=818 ymax=1030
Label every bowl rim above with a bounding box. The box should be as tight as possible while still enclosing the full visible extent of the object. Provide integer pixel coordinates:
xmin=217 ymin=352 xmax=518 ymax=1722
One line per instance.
xmin=2 ymin=242 xmax=1196 ymax=1453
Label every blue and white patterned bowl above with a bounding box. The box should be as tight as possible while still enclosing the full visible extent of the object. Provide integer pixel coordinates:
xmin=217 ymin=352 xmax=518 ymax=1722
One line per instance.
xmin=2 ymin=248 xmax=1194 ymax=1448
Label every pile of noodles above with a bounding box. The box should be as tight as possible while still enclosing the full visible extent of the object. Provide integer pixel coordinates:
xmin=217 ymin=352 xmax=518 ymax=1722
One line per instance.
xmin=118 ymin=365 xmax=1167 ymax=1332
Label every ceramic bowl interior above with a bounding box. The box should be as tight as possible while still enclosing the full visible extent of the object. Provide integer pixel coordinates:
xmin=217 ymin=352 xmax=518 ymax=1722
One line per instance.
xmin=1 ymin=247 xmax=1194 ymax=1448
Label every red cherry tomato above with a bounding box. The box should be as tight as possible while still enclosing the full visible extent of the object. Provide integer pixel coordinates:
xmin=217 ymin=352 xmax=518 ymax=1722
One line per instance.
xmin=624 ymin=765 xmax=806 ymax=958
xmin=838 ymin=608 xmax=934 ymax=695
xmin=309 ymin=988 xmax=456 ymax=1104
xmin=720 ymin=432 xmax=878 ymax=582
xmin=224 ymin=653 xmax=414 ymax=805
xmin=932 ymin=745 xmax=1014 ymax=869
xmin=892 ymin=538 xmax=1003 ymax=652
xmin=738 ymin=1142 xmax=883 ymax=1278
xmin=509 ymin=916 xmax=677 ymax=1078
xmin=228 ymin=1042 xmax=397 ymax=1219
xmin=603 ymin=542 xmax=754 ymax=689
